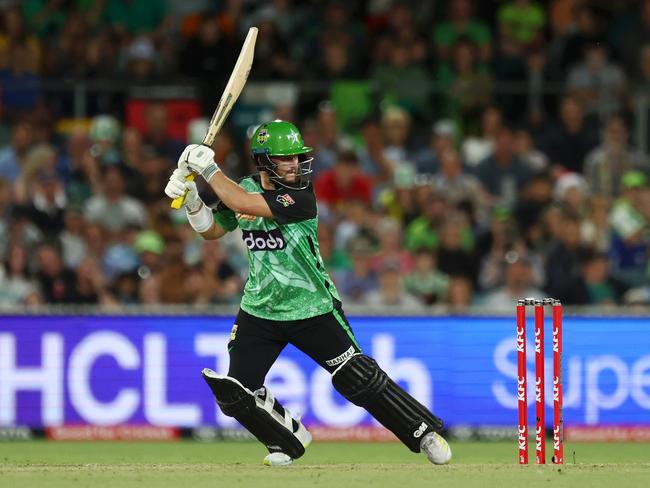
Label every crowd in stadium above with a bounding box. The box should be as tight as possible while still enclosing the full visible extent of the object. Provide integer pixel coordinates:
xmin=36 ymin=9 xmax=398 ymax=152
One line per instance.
xmin=2 ymin=0 xmax=650 ymax=309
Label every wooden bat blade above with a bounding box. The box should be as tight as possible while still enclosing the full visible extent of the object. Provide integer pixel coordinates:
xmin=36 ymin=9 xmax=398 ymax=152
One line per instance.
xmin=171 ymin=27 xmax=258 ymax=209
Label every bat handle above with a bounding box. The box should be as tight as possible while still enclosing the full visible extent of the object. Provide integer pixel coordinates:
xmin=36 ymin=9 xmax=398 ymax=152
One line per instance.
xmin=170 ymin=173 xmax=196 ymax=209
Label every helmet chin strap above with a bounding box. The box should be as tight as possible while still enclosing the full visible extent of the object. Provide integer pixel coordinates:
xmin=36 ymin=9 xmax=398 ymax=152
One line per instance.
xmin=256 ymin=154 xmax=313 ymax=190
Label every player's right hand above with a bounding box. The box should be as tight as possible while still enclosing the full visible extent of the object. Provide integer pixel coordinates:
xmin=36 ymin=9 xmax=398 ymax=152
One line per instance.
xmin=165 ymin=168 xmax=201 ymax=211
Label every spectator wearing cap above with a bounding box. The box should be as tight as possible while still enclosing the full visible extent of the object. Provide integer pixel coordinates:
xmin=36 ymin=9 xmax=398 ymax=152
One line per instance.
xmin=545 ymin=213 xmax=591 ymax=304
xmin=584 ymin=115 xmax=648 ymax=199
xmin=315 ymin=149 xmax=372 ymax=210
xmin=413 ymin=119 xmax=457 ymax=175
xmin=84 ymin=165 xmax=147 ymax=234
xmin=553 ymin=172 xmax=590 ymax=217
xmin=362 ymin=259 xmax=423 ymax=310
xmin=497 ymin=0 xmax=546 ymax=59
xmin=474 ymin=126 xmax=533 ymax=207
xmin=609 ymin=171 xmax=650 ymax=287
xmin=482 ymin=253 xmax=545 ymax=308
xmin=88 ymin=114 xmax=121 ymax=166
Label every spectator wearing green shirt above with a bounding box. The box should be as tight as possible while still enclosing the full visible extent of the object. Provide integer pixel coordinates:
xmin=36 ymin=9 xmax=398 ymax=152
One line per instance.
xmin=432 ymin=0 xmax=492 ymax=63
xmin=498 ymin=0 xmax=546 ymax=56
xmin=104 ymin=0 xmax=168 ymax=36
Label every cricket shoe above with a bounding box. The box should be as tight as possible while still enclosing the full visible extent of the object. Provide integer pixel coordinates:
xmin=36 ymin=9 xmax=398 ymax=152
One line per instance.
xmin=420 ymin=431 xmax=452 ymax=465
xmin=263 ymin=416 xmax=312 ymax=467
xmin=264 ymin=452 xmax=293 ymax=466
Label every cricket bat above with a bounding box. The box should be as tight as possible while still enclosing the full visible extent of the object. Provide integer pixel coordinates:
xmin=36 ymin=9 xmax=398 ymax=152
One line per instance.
xmin=171 ymin=26 xmax=258 ymax=209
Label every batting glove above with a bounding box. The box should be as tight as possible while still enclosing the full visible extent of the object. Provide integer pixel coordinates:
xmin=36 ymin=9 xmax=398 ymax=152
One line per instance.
xmin=179 ymin=144 xmax=220 ymax=182
xmin=165 ymin=167 xmax=202 ymax=212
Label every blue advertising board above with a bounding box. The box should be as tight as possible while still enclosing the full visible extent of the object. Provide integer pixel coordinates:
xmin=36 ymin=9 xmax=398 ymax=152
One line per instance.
xmin=0 ymin=315 xmax=648 ymax=428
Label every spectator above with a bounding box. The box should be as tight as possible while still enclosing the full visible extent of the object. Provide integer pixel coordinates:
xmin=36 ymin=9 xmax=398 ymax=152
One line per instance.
xmin=371 ymin=40 xmax=431 ymax=117
xmin=380 ymin=106 xmax=415 ymax=172
xmin=497 ymin=0 xmax=546 ymax=58
xmin=619 ymin=0 xmax=650 ymax=78
xmin=0 ymin=42 xmax=42 ymax=121
xmin=59 ymin=205 xmax=87 ymax=269
xmin=200 ymin=239 xmax=242 ymax=304
xmin=436 ymin=216 xmax=477 ymax=283
xmin=545 ymin=213 xmax=590 ymax=303
xmin=575 ymin=251 xmax=627 ymax=305
xmin=566 ymin=42 xmax=627 ymax=121
xmin=431 ymin=147 xmax=484 ymax=213
xmin=413 ymin=119 xmax=457 ymax=175
xmin=334 ymin=237 xmax=378 ymax=304
xmin=538 ymin=96 xmax=598 ymax=173
xmin=0 ymin=120 xmax=33 ymax=185
xmin=461 ymin=106 xmax=502 ymax=167
xmin=405 ymin=192 xmax=448 ymax=252
xmin=475 ymin=126 xmax=533 ymax=207
xmin=0 ymin=6 xmax=41 ymax=73
xmin=553 ymin=172 xmax=590 ymax=217
xmin=436 ymin=37 xmax=492 ymax=134
xmin=362 ymin=259 xmax=423 ymax=309
xmin=433 ymin=0 xmax=492 ymax=64
xmin=34 ymin=242 xmax=77 ymax=303
xmin=446 ymin=276 xmax=474 ymax=312
xmin=88 ymin=114 xmax=121 ymax=166
xmin=513 ymin=127 xmax=548 ymax=171
xmin=609 ymin=171 xmax=650 ymax=287
xmin=84 ymin=166 xmax=147 ymax=233
xmin=141 ymin=102 xmax=184 ymax=163
xmin=581 ymin=195 xmax=611 ymax=252
xmin=0 ymin=243 xmax=41 ymax=304
xmin=318 ymin=222 xmax=351 ymax=274
xmin=404 ymin=249 xmax=450 ymax=305
xmin=72 ymin=257 xmax=114 ymax=304
xmin=122 ymin=36 xmax=159 ymax=83
xmin=552 ymin=4 xmax=602 ymax=77
xmin=14 ymin=143 xmax=58 ymax=204
xmin=315 ymin=150 xmax=372 ymax=210
xmin=250 ymin=18 xmax=297 ymax=80
xmin=584 ymin=115 xmax=648 ymax=199
xmin=371 ymin=217 xmax=414 ymax=273
xmin=25 ymin=168 xmax=66 ymax=237
xmin=482 ymin=254 xmax=545 ymax=308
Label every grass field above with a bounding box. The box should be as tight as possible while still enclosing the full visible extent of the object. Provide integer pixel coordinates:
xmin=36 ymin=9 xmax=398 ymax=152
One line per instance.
xmin=1 ymin=441 xmax=649 ymax=487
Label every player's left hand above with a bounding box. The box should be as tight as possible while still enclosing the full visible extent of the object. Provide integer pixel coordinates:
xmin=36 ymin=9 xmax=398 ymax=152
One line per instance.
xmin=179 ymin=144 xmax=220 ymax=182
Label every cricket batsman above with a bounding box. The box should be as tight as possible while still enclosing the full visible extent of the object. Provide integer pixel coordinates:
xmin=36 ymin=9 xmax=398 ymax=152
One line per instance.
xmin=164 ymin=120 xmax=452 ymax=466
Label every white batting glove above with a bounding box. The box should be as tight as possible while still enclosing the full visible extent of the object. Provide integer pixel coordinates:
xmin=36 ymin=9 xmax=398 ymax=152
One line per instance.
xmin=165 ymin=167 xmax=202 ymax=212
xmin=179 ymin=144 xmax=220 ymax=182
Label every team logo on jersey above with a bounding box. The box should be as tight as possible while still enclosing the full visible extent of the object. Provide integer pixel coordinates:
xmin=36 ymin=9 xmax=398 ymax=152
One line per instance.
xmin=257 ymin=129 xmax=269 ymax=145
xmin=230 ymin=324 xmax=238 ymax=341
xmin=242 ymin=228 xmax=286 ymax=251
xmin=276 ymin=193 xmax=295 ymax=207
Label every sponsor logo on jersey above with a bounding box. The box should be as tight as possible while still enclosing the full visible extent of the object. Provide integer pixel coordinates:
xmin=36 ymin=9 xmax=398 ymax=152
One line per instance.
xmin=413 ymin=422 xmax=428 ymax=438
xmin=230 ymin=324 xmax=238 ymax=341
xmin=276 ymin=193 xmax=295 ymax=207
xmin=257 ymin=129 xmax=269 ymax=145
xmin=242 ymin=228 xmax=286 ymax=251
xmin=325 ymin=346 xmax=355 ymax=367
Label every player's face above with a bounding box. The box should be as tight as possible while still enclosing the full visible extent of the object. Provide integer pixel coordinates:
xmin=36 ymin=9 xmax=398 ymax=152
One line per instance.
xmin=271 ymin=155 xmax=299 ymax=183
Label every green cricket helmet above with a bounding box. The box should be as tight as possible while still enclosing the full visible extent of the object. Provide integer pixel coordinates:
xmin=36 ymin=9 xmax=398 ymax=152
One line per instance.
xmin=251 ymin=120 xmax=313 ymax=189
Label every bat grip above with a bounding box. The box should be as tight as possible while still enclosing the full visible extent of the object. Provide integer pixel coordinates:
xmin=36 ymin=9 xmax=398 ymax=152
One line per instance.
xmin=170 ymin=173 xmax=196 ymax=209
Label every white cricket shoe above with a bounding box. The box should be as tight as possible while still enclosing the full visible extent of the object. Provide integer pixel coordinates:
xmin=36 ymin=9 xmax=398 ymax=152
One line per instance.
xmin=420 ymin=432 xmax=452 ymax=465
xmin=264 ymin=452 xmax=293 ymax=466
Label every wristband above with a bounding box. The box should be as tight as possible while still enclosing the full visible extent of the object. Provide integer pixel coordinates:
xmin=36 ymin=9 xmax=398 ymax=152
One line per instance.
xmin=201 ymin=162 xmax=220 ymax=182
xmin=186 ymin=202 xmax=214 ymax=233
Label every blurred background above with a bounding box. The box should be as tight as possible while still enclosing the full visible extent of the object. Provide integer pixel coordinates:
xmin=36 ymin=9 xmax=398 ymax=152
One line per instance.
xmin=2 ymin=0 xmax=650 ymax=444
xmin=2 ymin=0 xmax=650 ymax=311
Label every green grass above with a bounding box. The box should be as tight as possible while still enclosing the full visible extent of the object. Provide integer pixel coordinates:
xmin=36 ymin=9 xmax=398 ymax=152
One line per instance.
xmin=1 ymin=441 xmax=649 ymax=487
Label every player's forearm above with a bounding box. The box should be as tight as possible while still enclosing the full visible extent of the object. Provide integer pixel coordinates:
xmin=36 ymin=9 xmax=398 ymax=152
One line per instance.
xmin=200 ymin=221 xmax=227 ymax=240
xmin=207 ymin=172 xmax=272 ymax=217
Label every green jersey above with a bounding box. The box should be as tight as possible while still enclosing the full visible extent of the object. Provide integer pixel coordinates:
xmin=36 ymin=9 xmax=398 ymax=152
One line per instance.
xmin=214 ymin=176 xmax=340 ymax=321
